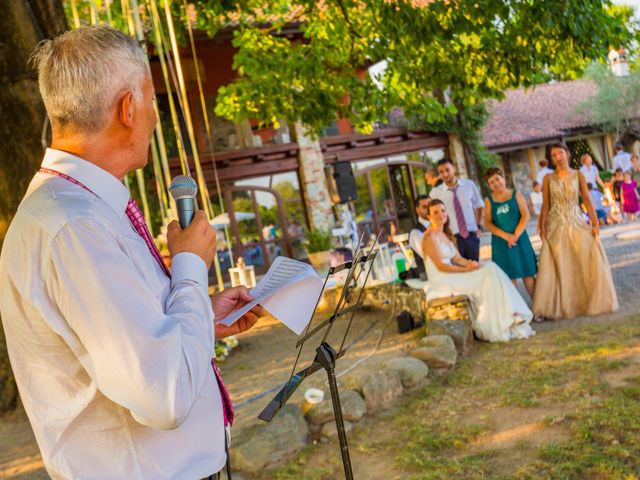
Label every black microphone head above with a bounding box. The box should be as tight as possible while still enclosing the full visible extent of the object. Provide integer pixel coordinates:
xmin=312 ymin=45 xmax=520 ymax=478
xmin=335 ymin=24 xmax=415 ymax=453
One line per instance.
xmin=169 ymin=175 xmax=198 ymax=201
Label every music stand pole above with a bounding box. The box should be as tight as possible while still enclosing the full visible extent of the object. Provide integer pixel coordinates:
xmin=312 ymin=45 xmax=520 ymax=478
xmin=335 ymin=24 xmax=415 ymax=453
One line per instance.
xmin=315 ymin=342 xmax=353 ymax=480
xmin=257 ymin=234 xmax=379 ymax=480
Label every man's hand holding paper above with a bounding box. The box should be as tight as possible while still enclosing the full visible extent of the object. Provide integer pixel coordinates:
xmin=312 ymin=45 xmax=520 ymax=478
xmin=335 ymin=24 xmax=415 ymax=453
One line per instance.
xmin=213 ymin=286 xmax=266 ymax=337
xmin=221 ymin=257 xmax=324 ymax=335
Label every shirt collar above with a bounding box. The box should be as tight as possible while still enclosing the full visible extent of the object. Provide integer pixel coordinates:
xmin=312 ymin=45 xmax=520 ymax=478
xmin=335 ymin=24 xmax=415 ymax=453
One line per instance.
xmin=445 ymin=178 xmax=459 ymax=190
xmin=418 ymin=217 xmax=430 ymax=228
xmin=41 ymin=148 xmax=130 ymax=218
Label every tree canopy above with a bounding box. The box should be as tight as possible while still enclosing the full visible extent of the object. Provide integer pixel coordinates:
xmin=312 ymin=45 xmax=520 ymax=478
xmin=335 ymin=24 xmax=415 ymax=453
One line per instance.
xmin=199 ymin=0 xmax=636 ymax=136
xmin=63 ymin=1 xmax=636 ymax=138
xmin=576 ymin=61 xmax=640 ymax=145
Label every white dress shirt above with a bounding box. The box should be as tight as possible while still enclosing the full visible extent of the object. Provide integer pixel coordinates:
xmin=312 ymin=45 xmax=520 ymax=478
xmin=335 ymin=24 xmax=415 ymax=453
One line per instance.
xmin=612 ymin=151 xmax=632 ymax=172
xmin=409 ymin=217 xmax=431 ymax=258
xmin=0 ymin=149 xmax=225 ymax=480
xmin=579 ymin=164 xmax=600 ymax=186
xmin=429 ymin=178 xmax=484 ymax=235
xmin=536 ymin=166 xmax=553 ymax=185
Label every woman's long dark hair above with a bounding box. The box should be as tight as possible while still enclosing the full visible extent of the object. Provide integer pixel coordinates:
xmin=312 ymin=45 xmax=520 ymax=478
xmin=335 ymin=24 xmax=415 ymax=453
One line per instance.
xmin=427 ymin=198 xmax=456 ymax=244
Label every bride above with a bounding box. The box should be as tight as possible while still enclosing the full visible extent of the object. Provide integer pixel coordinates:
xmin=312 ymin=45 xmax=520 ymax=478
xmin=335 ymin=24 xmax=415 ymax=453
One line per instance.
xmin=422 ymin=199 xmax=535 ymax=342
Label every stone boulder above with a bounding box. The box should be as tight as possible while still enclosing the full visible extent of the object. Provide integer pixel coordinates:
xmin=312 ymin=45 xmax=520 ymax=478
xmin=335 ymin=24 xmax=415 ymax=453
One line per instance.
xmin=305 ymin=390 xmax=366 ymax=425
xmin=421 ymin=334 xmax=456 ymax=349
xmin=230 ymin=404 xmax=309 ymax=473
xmin=360 ymin=370 xmax=404 ymax=413
xmin=383 ymin=357 xmax=429 ymax=388
xmin=341 ymin=389 xmax=367 ymax=422
xmin=339 ymin=370 xmax=369 ymax=394
xmin=428 ymin=319 xmax=473 ymax=354
xmin=321 ymin=419 xmax=354 ymax=440
xmin=410 ymin=335 xmax=457 ymax=369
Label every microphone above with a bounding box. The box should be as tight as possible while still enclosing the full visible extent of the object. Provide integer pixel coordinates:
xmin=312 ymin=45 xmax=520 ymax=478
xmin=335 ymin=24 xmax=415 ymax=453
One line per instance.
xmin=169 ymin=175 xmax=198 ymax=229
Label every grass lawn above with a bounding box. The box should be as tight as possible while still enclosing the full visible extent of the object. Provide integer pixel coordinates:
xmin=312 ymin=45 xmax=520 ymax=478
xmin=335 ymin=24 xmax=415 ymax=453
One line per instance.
xmin=263 ymin=315 xmax=640 ymax=480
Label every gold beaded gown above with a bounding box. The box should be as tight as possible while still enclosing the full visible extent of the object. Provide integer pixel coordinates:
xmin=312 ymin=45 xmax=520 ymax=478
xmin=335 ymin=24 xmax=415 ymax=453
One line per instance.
xmin=533 ymin=171 xmax=618 ymax=319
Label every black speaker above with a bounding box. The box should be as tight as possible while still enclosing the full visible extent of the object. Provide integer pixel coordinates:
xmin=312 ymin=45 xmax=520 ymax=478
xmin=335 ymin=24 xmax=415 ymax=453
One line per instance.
xmin=326 ymin=161 xmax=358 ymax=204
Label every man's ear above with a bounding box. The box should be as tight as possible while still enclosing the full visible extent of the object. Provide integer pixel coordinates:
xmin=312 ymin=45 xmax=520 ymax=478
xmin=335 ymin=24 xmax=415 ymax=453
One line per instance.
xmin=118 ymin=91 xmax=135 ymax=128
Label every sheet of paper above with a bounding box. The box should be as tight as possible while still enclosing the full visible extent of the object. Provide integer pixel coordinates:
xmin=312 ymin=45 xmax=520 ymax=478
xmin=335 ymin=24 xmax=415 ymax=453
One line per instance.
xmin=260 ymin=274 xmax=324 ymax=335
xmin=220 ymin=257 xmax=323 ymax=335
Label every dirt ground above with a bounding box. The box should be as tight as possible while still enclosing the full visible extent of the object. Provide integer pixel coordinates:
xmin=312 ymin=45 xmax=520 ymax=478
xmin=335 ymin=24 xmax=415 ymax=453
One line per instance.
xmin=3 ymin=308 xmax=640 ymax=480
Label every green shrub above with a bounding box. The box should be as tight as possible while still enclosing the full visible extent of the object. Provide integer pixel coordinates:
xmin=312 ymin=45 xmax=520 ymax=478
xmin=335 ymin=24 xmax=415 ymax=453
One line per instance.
xmin=305 ymin=228 xmax=333 ymax=253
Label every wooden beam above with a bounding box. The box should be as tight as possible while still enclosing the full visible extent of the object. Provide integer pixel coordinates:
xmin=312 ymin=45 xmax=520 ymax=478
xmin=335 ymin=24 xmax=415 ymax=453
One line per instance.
xmin=323 ymin=136 xmax=449 ymax=163
xmin=526 ymin=148 xmax=537 ymax=180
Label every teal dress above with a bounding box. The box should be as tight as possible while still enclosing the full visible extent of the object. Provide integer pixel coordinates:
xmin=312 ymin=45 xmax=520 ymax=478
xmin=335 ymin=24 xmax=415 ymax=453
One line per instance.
xmin=489 ymin=191 xmax=537 ymax=279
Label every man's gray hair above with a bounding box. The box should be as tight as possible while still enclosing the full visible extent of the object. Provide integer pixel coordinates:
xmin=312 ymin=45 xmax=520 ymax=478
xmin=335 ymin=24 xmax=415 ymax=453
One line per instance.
xmin=31 ymin=25 xmax=149 ymax=133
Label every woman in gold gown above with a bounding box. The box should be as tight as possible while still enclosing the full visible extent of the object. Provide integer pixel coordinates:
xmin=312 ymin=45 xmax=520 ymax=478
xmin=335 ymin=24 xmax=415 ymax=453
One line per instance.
xmin=532 ymin=143 xmax=618 ymax=319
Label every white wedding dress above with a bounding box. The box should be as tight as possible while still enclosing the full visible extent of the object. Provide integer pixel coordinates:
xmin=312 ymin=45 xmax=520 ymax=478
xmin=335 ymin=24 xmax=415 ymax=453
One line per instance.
xmin=424 ymin=234 xmax=535 ymax=342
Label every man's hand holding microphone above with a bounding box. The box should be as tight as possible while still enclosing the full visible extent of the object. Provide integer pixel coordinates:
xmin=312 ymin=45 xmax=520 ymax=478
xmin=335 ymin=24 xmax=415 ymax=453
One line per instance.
xmin=168 ymin=176 xmax=264 ymax=337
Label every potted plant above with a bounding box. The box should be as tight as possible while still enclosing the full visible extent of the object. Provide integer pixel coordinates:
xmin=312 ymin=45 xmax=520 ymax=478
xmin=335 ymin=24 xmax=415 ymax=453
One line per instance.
xmin=305 ymin=228 xmax=334 ymax=270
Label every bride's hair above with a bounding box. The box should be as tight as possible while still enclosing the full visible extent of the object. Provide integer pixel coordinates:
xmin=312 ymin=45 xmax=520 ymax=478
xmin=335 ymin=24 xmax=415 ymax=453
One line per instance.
xmin=427 ymin=199 xmax=456 ymax=244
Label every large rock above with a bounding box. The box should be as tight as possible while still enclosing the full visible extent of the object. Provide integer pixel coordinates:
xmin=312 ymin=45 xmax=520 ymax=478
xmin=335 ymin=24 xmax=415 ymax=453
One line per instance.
xmin=429 ymin=319 xmax=473 ymax=354
xmin=410 ymin=335 xmax=457 ymax=369
xmin=321 ymin=419 xmax=354 ymax=440
xmin=339 ymin=371 xmax=368 ymax=394
xmin=305 ymin=390 xmax=366 ymax=425
xmin=341 ymin=389 xmax=367 ymax=422
xmin=361 ymin=370 xmax=404 ymax=412
xmin=384 ymin=357 xmax=429 ymax=388
xmin=420 ymin=334 xmax=456 ymax=349
xmin=230 ymin=404 xmax=309 ymax=473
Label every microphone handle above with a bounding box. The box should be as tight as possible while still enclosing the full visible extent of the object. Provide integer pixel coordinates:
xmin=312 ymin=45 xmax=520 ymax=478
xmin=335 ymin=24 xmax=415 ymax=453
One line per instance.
xmin=176 ymin=197 xmax=196 ymax=229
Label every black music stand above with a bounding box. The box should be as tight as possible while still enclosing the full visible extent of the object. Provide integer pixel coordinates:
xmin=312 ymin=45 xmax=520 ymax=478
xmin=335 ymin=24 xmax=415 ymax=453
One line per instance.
xmin=257 ymin=235 xmax=379 ymax=480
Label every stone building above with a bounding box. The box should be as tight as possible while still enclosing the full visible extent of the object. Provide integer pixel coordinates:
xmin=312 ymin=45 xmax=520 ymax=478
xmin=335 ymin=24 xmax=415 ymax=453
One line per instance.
xmin=483 ymin=79 xmax=618 ymax=197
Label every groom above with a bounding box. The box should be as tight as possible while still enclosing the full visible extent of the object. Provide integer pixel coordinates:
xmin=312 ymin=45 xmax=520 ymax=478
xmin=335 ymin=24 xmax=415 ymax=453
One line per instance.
xmin=429 ymin=159 xmax=484 ymax=261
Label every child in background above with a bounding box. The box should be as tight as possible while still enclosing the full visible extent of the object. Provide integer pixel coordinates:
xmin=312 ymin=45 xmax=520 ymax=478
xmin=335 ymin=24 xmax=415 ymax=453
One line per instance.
xmin=612 ymin=168 xmax=624 ymax=219
xmin=529 ymin=181 xmax=543 ymax=216
xmin=621 ymin=171 xmax=640 ymax=222
xmin=587 ymin=183 xmax=608 ymax=226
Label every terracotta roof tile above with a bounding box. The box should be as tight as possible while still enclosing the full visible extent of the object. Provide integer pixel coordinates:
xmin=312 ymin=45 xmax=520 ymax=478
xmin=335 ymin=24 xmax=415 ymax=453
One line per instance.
xmin=483 ymin=79 xmax=598 ymax=149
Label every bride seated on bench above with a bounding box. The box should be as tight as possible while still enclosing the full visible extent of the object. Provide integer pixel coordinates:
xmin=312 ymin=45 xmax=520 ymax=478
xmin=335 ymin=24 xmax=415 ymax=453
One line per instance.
xmin=421 ymin=199 xmax=535 ymax=342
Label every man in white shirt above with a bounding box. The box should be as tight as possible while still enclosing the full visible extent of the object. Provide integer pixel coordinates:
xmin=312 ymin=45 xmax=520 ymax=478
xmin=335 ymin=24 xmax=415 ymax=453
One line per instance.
xmin=0 ymin=26 xmax=262 ymax=480
xmin=612 ymin=143 xmax=633 ymax=172
xmin=429 ymin=159 xmax=484 ymax=260
xmin=408 ymin=194 xmax=431 ymax=278
xmin=579 ymin=153 xmax=605 ymax=189
xmin=536 ymin=159 xmax=554 ymax=185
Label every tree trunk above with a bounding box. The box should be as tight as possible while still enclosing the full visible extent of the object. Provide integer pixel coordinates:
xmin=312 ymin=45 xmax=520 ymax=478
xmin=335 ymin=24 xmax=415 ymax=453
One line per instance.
xmin=0 ymin=0 xmax=66 ymax=413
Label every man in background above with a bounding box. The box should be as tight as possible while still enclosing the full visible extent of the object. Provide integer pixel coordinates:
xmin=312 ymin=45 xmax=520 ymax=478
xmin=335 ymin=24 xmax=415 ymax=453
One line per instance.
xmin=579 ymin=153 xmax=605 ymax=190
xmin=429 ymin=159 xmax=484 ymax=261
xmin=612 ymin=143 xmax=632 ymax=173
xmin=408 ymin=194 xmax=431 ymax=279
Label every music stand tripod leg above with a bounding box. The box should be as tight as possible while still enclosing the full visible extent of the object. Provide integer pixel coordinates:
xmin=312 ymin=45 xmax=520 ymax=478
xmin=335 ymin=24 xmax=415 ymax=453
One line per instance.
xmin=315 ymin=342 xmax=354 ymax=480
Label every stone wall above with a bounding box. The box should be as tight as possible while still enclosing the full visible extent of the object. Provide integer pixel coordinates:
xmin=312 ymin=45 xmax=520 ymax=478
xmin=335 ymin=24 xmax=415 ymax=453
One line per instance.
xmin=295 ymin=122 xmax=335 ymax=231
xmin=505 ymin=149 xmax=535 ymax=197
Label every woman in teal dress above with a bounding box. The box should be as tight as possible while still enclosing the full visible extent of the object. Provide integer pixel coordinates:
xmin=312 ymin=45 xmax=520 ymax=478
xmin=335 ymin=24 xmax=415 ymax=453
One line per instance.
xmin=483 ymin=167 xmax=538 ymax=300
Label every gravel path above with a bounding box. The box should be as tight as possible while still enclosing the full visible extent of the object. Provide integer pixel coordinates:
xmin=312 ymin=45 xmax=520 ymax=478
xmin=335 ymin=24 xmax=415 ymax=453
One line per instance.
xmin=480 ymin=221 xmax=640 ymax=332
